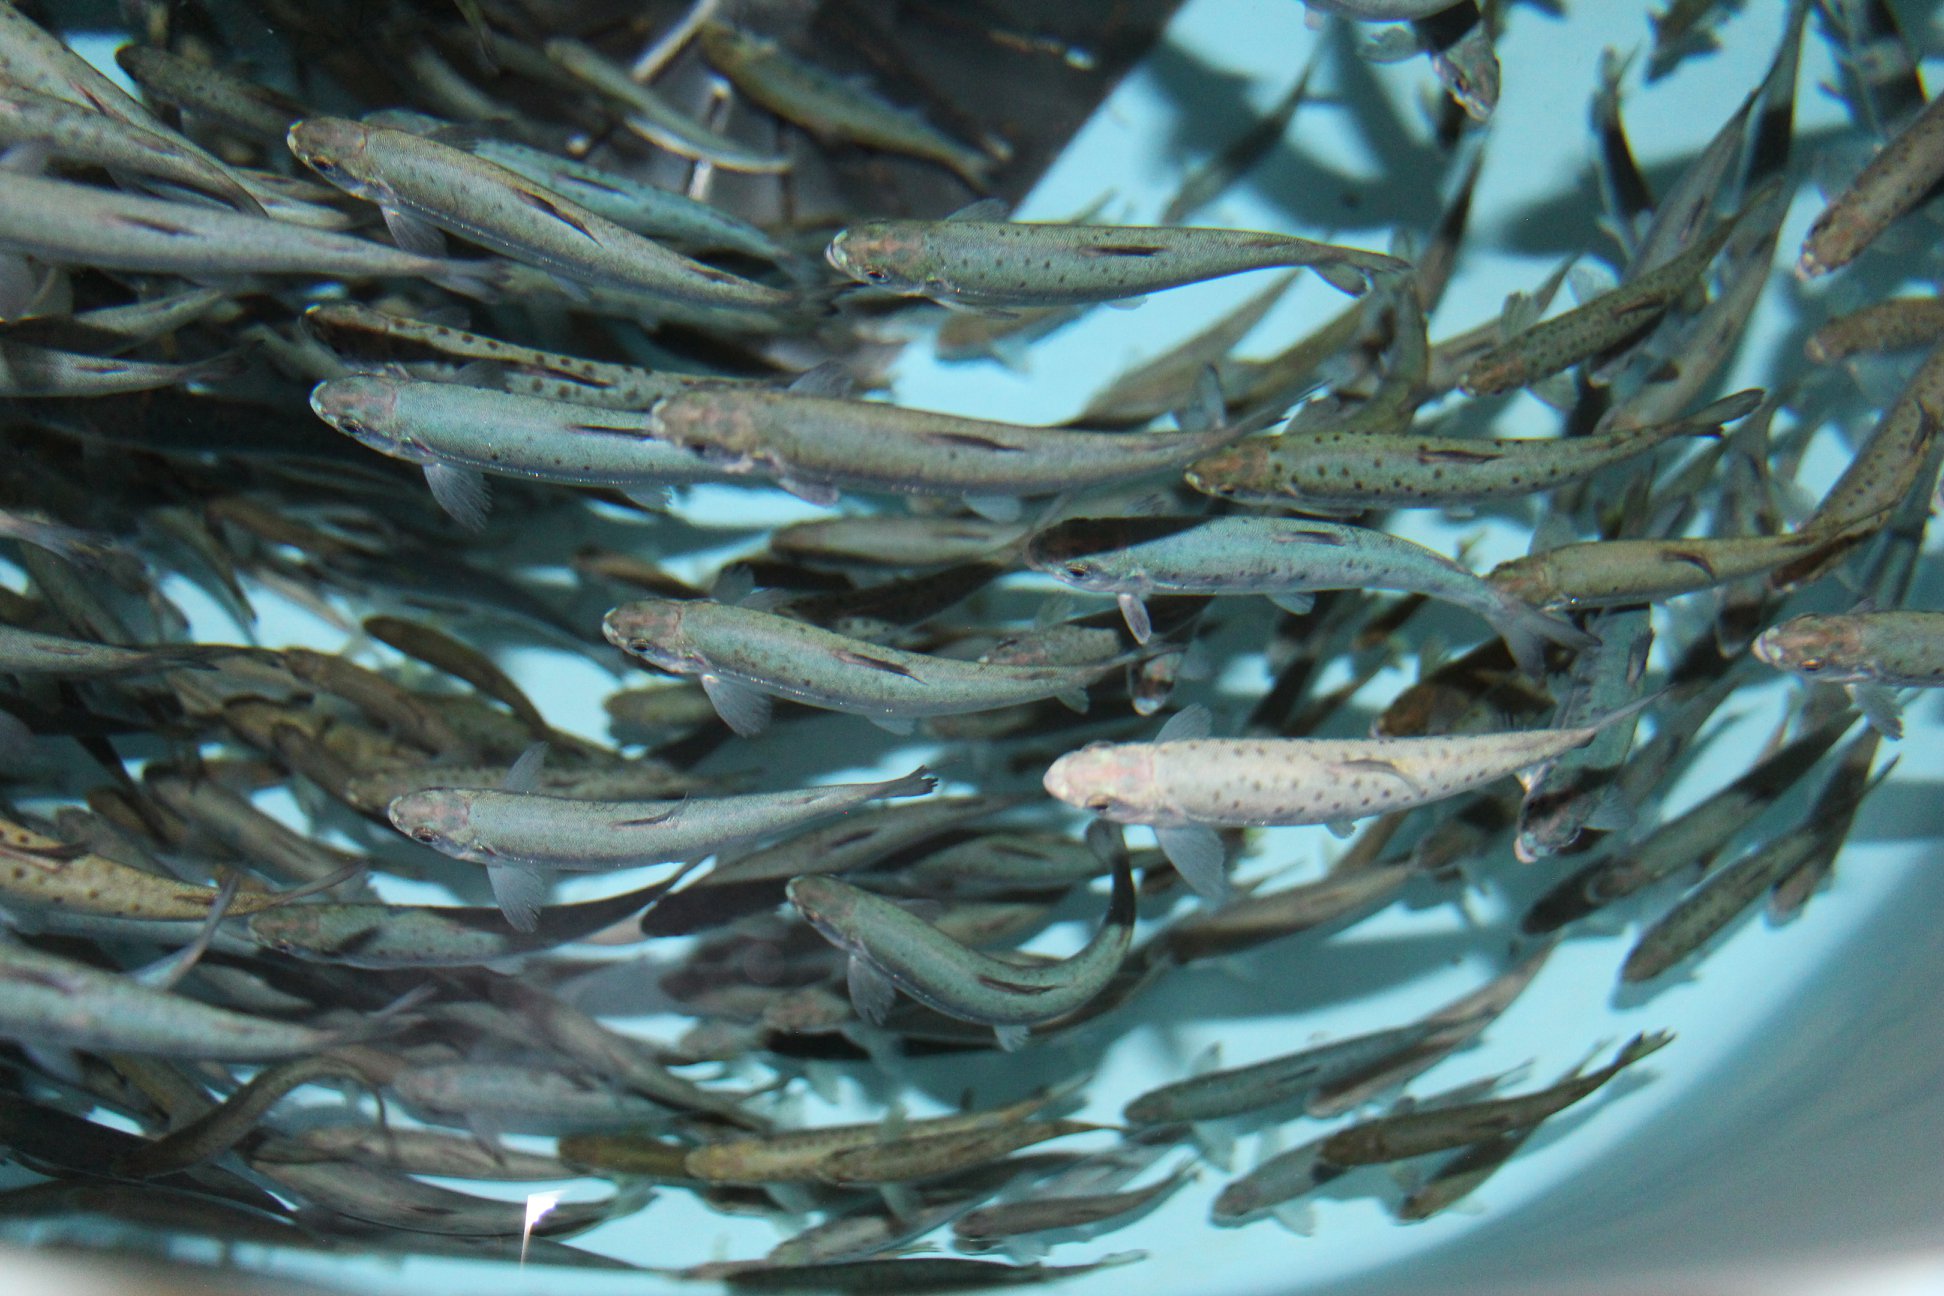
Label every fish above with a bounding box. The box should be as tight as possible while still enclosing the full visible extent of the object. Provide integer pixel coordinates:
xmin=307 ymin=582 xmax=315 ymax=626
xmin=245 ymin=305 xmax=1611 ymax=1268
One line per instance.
xmin=1515 ymin=609 xmax=1655 ymax=862
xmin=1317 ymin=1032 xmax=1672 ymax=1165
xmin=252 ymin=1158 xmax=650 ymax=1239
xmin=1460 ymin=196 xmax=1757 ymax=398
xmin=1488 ymin=520 xmax=1883 ymax=612
xmin=543 ymin=36 xmax=793 ymax=174
xmin=1754 ymin=612 xmax=1944 ymax=737
xmin=0 ymin=172 xmax=498 ymax=293
xmin=1646 ymin=0 xmax=1743 ymax=81
xmin=243 ymin=879 xmax=675 ymax=967
xmin=309 ymin=375 xmax=735 ymax=528
xmin=1127 ymin=945 xmax=1548 ymax=1125
xmin=1077 ymin=273 xmax=1300 ymax=425
xmin=1155 ymin=863 xmax=1412 ymax=964
xmin=389 ymin=752 xmax=933 ymax=929
xmin=113 ymin=44 xmax=309 ymax=142
xmin=1619 ymin=822 xmax=1831 ymax=983
xmin=391 ymin=1061 xmax=676 ymax=1135
xmin=0 ymin=938 xmax=393 ymax=1060
xmin=0 ymin=86 xmax=263 ymax=216
xmin=304 ymin=301 xmax=758 ymax=409
xmin=603 ymin=596 xmax=1137 ymax=735
xmin=697 ymin=23 xmax=1002 ymax=190
xmin=812 ymin=1119 xmax=1104 ymax=1185
xmin=116 ymin=1052 xmax=388 ymax=1179
xmin=952 ymin=1163 xmax=1192 ymax=1251
xmin=765 ymin=512 xmax=1026 ymax=567
xmin=255 ymin=1125 xmax=576 ymax=1182
xmin=286 ymin=118 xmax=794 ymax=310
xmin=1777 ymin=337 xmax=1944 ymax=569
xmin=363 ymin=614 xmax=548 ymax=736
xmin=1042 ymin=700 xmax=1652 ymax=898
xmin=430 ymin=127 xmax=797 ymax=263
xmin=1807 ymin=297 xmax=1944 ymax=362
xmin=680 ymin=1090 xmax=1071 ymax=1185
xmin=1209 ymin=1133 xmax=1343 ymax=1228
xmin=0 ymin=623 xmax=227 ymax=678
xmin=1189 ymin=390 xmax=1757 ymax=512
xmin=704 ymin=1255 xmax=1141 ymax=1291
xmin=1799 ymin=87 xmax=1944 ymax=278
xmin=486 ymin=976 xmax=767 ymax=1129
xmin=635 ymin=380 xmax=1262 ymax=512
xmin=1521 ymin=709 xmax=1856 ymax=934
xmin=1162 ymin=49 xmax=1324 ymax=225
xmin=1023 ymin=515 xmax=1591 ymax=674
xmin=827 ymin=208 xmax=1406 ymax=309
xmin=788 ymin=843 xmax=1134 ymax=1046
xmin=0 ymin=1 xmax=177 ymax=134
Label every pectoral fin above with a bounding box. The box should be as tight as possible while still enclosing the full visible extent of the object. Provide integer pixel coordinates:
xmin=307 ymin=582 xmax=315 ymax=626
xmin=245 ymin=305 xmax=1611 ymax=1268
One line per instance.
xmin=1157 ymin=824 xmax=1228 ymax=903
xmin=424 ymin=461 xmax=491 ymax=531
xmin=1848 ymin=682 xmax=1904 ymax=740
xmin=700 ymin=674 xmax=772 ymax=737
xmin=488 ymin=861 xmax=553 ymax=933
xmin=382 ymin=206 xmax=448 ymax=257
xmin=845 ymin=954 xmax=897 ymax=1025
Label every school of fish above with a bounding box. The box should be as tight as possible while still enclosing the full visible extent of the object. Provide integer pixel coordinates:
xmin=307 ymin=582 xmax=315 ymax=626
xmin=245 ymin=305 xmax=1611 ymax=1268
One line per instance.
xmin=0 ymin=0 xmax=1932 ymax=1288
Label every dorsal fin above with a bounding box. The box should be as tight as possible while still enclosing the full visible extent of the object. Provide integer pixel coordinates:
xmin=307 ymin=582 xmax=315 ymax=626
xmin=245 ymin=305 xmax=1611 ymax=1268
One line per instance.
xmin=1157 ymin=704 xmax=1213 ymax=743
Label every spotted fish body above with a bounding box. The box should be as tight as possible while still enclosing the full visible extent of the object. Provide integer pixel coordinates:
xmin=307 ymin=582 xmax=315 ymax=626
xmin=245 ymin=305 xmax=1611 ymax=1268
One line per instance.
xmin=827 ymin=218 xmax=1406 ymax=309
xmin=640 ymin=386 xmax=1259 ymax=507
xmin=1807 ymin=297 xmax=1944 ymax=362
xmin=698 ymin=23 xmax=999 ymax=190
xmin=1025 ymin=515 xmax=1590 ymax=676
xmin=1460 ymin=202 xmax=1749 ymax=397
xmin=1753 ymin=610 xmax=1944 ymax=688
xmin=602 ymin=596 xmax=1129 ymax=731
xmin=311 ymin=376 xmax=735 ymax=492
xmin=388 ymin=769 xmax=935 ymax=874
xmin=0 ymin=87 xmax=262 ymax=216
xmin=788 ymin=850 xmax=1134 ymax=1031
xmin=287 ymin=118 xmax=793 ymax=310
xmin=305 ymin=302 xmax=753 ymax=409
xmin=1188 ymin=390 xmax=1757 ymax=510
xmin=1489 ymin=525 xmax=1877 ymax=611
xmin=0 ymin=172 xmax=484 ymax=288
xmin=1800 ymin=88 xmax=1944 ymax=278
xmin=1042 ymin=702 xmax=1650 ymax=833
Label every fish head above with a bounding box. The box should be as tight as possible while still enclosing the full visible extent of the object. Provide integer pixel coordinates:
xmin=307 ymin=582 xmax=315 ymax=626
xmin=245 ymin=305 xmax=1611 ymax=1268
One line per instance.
xmin=642 ymin=394 xmax=765 ymax=470
xmin=287 ymin=117 xmax=377 ymax=193
xmin=1182 ymin=442 xmax=1268 ymax=501
xmin=1482 ymin=556 xmax=1556 ymax=611
xmin=825 ymin=221 xmax=929 ymax=295
xmin=1042 ymin=741 xmax=1158 ymax=821
xmin=1022 ymin=523 xmax=1119 ymax=591
xmin=1751 ymin=614 xmax=1863 ymax=682
xmin=602 ymin=598 xmax=705 ymax=674
xmin=784 ymin=874 xmax=861 ymax=946
xmin=243 ymin=909 xmax=314 ymax=955
xmin=310 ymin=376 xmax=419 ymax=461
xmin=387 ymin=787 xmax=477 ymax=854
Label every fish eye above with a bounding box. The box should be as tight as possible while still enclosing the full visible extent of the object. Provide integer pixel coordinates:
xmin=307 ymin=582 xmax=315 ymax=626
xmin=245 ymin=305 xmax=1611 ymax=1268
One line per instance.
xmin=1083 ymin=794 xmax=1113 ymax=811
xmin=627 ymin=638 xmax=652 ymax=654
xmin=1797 ymin=656 xmax=1824 ymax=673
xmin=1064 ymin=561 xmax=1092 ymax=579
xmin=861 ymin=268 xmax=891 ymax=285
xmin=410 ymin=826 xmax=438 ymax=843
